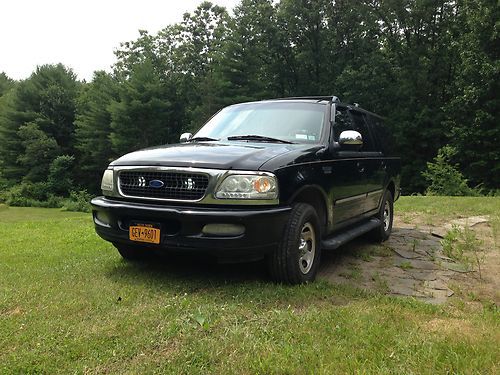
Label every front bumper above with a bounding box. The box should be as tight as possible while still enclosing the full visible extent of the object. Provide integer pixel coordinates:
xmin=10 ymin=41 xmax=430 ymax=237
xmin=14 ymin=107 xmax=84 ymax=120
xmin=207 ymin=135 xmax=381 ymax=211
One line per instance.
xmin=91 ymin=197 xmax=291 ymax=256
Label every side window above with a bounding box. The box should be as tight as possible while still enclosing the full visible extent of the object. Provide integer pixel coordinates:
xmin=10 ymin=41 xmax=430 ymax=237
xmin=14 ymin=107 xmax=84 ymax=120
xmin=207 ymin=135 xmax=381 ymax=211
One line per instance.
xmin=333 ymin=108 xmax=375 ymax=152
xmin=370 ymin=116 xmax=396 ymax=156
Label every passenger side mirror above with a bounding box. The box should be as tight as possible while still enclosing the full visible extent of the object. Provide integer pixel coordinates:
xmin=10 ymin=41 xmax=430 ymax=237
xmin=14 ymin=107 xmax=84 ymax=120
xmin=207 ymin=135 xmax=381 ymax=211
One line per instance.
xmin=180 ymin=132 xmax=193 ymax=143
xmin=338 ymin=130 xmax=363 ymax=148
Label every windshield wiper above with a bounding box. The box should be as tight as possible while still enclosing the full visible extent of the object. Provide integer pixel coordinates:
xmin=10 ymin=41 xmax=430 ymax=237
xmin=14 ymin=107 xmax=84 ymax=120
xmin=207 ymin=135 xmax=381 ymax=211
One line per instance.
xmin=188 ymin=136 xmax=219 ymax=142
xmin=227 ymin=135 xmax=294 ymax=144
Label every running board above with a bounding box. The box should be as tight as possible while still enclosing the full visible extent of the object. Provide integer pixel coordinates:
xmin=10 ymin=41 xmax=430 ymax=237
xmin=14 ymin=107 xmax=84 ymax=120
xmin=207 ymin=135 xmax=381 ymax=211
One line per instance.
xmin=321 ymin=218 xmax=381 ymax=250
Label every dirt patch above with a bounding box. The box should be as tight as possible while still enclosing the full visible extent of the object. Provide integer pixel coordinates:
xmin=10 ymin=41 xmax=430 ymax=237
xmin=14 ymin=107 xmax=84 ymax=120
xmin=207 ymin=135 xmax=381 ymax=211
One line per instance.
xmin=319 ymin=216 xmax=499 ymax=305
xmin=1 ymin=306 xmax=24 ymax=317
xmin=423 ymin=318 xmax=479 ymax=340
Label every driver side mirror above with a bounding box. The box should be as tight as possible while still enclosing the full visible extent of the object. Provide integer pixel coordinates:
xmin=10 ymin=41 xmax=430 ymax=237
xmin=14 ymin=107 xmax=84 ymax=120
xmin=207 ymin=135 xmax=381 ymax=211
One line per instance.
xmin=180 ymin=132 xmax=192 ymax=143
xmin=338 ymin=130 xmax=363 ymax=148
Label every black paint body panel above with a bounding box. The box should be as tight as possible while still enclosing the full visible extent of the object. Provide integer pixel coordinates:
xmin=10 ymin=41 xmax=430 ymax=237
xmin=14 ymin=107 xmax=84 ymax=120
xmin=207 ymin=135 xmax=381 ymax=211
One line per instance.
xmin=94 ymin=99 xmax=401 ymax=252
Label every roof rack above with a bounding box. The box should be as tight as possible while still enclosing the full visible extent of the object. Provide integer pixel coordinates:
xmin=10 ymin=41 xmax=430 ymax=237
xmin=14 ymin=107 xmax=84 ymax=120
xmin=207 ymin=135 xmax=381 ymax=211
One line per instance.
xmin=275 ymin=95 xmax=340 ymax=103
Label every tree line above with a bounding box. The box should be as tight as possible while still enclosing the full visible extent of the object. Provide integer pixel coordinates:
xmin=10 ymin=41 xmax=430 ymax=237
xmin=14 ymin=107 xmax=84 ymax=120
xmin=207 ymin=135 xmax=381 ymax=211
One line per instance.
xmin=0 ymin=0 xmax=498 ymax=202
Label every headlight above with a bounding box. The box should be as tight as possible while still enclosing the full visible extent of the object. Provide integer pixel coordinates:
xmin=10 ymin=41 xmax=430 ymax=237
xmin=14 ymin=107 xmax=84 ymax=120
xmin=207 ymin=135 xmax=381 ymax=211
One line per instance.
xmin=101 ymin=169 xmax=114 ymax=192
xmin=215 ymin=174 xmax=278 ymax=200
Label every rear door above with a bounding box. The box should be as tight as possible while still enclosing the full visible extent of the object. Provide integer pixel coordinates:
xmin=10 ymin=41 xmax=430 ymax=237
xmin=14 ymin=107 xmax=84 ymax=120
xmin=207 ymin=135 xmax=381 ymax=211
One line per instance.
xmin=347 ymin=110 xmax=383 ymax=213
xmin=355 ymin=113 xmax=385 ymax=212
xmin=367 ymin=114 xmax=397 ymax=206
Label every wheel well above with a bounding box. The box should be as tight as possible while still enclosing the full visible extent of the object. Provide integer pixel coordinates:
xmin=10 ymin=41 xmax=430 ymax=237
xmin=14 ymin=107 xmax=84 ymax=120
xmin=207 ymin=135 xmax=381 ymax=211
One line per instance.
xmin=290 ymin=187 xmax=328 ymax=232
xmin=387 ymin=181 xmax=395 ymax=199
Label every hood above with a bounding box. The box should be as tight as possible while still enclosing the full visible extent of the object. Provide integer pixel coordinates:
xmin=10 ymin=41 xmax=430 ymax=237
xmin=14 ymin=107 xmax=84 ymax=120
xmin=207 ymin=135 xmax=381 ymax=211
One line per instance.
xmin=110 ymin=141 xmax=302 ymax=170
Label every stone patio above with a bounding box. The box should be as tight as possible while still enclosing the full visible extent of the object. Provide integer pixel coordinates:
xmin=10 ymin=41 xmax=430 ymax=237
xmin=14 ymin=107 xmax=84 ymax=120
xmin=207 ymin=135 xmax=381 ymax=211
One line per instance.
xmin=318 ymin=216 xmax=489 ymax=304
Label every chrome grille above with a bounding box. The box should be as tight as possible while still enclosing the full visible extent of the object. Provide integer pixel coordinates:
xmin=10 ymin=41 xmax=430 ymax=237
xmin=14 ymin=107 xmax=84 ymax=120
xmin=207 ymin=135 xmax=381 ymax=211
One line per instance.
xmin=119 ymin=170 xmax=209 ymax=201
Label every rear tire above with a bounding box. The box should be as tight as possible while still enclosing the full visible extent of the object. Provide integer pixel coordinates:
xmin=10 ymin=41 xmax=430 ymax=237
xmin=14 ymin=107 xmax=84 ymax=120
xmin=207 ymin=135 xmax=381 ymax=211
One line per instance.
xmin=370 ymin=190 xmax=394 ymax=242
xmin=267 ymin=203 xmax=321 ymax=285
xmin=114 ymin=244 xmax=149 ymax=261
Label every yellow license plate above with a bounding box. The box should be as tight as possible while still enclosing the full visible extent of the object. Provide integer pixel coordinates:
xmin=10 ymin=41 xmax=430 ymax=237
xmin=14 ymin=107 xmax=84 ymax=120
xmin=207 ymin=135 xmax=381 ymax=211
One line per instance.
xmin=129 ymin=224 xmax=160 ymax=244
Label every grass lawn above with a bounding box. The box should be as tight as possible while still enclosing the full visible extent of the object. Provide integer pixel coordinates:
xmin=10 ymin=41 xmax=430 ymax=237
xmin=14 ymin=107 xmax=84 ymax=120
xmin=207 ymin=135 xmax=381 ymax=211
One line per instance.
xmin=0 ymin=198 xmax=498 ymax=374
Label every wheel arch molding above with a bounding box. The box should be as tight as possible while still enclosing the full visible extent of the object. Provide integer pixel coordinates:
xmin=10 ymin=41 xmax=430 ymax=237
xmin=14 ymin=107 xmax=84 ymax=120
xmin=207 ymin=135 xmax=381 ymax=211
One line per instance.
xmin=286 ymin=184 xmax=330 ymax=234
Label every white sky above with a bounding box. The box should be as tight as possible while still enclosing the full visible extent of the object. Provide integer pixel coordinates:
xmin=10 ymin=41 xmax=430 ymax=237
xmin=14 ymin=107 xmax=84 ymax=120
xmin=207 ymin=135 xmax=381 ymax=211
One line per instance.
xmin=0 ymin=0 xmax=240 ymax=81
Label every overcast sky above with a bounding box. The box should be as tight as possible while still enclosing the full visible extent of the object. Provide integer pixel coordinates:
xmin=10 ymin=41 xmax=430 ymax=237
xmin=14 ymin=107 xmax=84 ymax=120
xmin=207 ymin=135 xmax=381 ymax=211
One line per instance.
xmin=0 ymin=0 xmax=240 ymax=81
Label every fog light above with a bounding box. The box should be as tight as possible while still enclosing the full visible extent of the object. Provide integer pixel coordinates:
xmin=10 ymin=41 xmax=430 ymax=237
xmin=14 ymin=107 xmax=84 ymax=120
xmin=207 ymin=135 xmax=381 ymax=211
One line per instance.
xmin=94 ymin=211 xmax=111 ymax=227
xmin=202 ymin=224 xmax=245 ymax=237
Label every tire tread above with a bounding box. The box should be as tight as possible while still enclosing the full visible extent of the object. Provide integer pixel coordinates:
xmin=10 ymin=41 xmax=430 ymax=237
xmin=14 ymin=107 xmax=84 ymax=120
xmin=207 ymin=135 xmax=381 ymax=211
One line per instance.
xmin=268 ymin=203 xmax=320 ymax=284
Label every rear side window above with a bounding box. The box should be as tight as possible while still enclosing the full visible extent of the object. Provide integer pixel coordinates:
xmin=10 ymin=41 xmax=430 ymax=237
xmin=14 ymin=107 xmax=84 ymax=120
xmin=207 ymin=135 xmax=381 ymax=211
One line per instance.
xmin=369 ymin=116 xmax=396 ymax=156
xmin=333 ymin=108 xmax=376 ymax=152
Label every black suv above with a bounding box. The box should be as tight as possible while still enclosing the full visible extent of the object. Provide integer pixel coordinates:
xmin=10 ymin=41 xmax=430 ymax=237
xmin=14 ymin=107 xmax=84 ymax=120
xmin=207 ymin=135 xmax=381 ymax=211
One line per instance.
xmin=91 ymin=96 xmax=401 ymax=284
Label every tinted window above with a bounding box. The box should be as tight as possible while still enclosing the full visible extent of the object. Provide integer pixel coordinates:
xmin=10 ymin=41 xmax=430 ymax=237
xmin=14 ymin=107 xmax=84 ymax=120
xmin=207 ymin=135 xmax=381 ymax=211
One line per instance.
xmin=333 ymin=108 xmax=376 ymax=152
xmin=369 ymin=116 xmax=396 ymax=155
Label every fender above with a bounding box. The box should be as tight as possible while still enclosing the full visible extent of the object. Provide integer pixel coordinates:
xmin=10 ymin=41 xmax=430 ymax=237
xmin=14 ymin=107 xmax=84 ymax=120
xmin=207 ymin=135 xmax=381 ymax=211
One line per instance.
xmin=286 ymin=184 xmax=332 ymax=232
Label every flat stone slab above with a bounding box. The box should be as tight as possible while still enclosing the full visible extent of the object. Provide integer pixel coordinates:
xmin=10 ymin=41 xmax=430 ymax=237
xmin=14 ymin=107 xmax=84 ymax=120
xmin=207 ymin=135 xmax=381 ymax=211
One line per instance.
xmin=393 ymin=258 xmax=440 ymax=270
xmin=417 ymin=289 xmax=453 ymax=305
xmin=431 ymin=215 xmax=490 ymax=238
xmin=390 ymin=284 xmax=427 ymax=298
xmin=392 ymin=247 xmax=421 ymax=259
xmin=424 ymin=279 xmax=449 ymax=290
xmin=450 ymin=215 xmax=490 ymax=227
xmin=440 ymin=261 xmax=472 ymax=273
xmin=378 ymin=266 xmax=410 ymax=280
xmin=406 ymin=270 xmax=438 ymax=281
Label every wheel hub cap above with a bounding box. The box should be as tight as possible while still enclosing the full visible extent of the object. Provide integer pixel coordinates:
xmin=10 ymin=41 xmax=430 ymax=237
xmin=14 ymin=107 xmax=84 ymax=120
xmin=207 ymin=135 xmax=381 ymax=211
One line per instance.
xmin=298 ymin=222 xmax=316 ymax=274
xmin=383 ymin=201 xmax=391 ymax=231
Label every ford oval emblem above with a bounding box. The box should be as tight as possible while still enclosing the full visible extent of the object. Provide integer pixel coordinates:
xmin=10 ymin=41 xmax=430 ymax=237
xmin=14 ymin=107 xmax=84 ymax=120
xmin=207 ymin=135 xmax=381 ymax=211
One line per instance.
xmin=149 ymin=179 xmax=164 ymax=188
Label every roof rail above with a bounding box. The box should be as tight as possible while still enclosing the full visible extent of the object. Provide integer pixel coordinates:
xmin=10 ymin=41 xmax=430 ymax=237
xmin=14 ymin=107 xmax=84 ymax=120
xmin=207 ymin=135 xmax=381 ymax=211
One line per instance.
xmin=275 ymin=95 xmax=340 ymax=103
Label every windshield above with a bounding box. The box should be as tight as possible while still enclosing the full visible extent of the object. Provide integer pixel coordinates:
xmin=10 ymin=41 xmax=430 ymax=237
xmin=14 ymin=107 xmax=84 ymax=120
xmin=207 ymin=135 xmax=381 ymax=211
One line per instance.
xmin=194 ymin=102 xmax=325 ymax=144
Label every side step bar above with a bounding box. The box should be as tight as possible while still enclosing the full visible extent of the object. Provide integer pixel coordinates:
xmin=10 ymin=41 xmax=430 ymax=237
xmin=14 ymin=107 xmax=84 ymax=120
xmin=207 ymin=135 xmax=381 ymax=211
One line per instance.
xmin=321 ymin=218 xmax=381 ymax=250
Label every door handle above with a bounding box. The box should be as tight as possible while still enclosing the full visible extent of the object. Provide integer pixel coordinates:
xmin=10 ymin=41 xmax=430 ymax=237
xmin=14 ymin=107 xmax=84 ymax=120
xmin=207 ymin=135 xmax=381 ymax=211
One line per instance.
xmin=381 ymin=161 xmax=387 ymax=170
xmin=356 ymin=162 xmax=365 ymax=173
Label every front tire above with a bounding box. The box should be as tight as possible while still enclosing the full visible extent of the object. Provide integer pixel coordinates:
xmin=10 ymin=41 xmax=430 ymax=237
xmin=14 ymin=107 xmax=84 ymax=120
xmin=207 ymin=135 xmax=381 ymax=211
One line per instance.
xmin=267 ymin=203 xmax=321 ymax=284
xmin=370 ymin=190 xmax=394 ymax=242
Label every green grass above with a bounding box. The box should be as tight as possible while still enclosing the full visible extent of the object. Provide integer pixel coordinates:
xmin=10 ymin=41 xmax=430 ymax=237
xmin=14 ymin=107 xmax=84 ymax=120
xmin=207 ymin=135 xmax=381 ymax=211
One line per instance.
xmin=397 ymin=196 xmax=500 ymax=243
xmin=1 ymin=200 xmax=499 ymax=374
xmin=397 ymin=195 xmax=500 ymax=223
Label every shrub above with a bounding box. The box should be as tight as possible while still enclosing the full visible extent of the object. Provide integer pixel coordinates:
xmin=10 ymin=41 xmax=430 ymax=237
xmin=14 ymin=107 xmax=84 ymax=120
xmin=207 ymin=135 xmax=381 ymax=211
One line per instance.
xmin=4 ymin=182 xmax=51 ymax=205
xmin=61 ymin=190 xmax=93 ymax=213
xmin=422 ymin=146 xmax=477 ymax=196
xmin=2 ymin=182 xmax=66 ymax=208
xmin=1 ymin=183 xmax=92 ymax=211
xmin=441 ymin=224 xmax=485 ymax=279
xmin=48 ymin=155 xmax=75 ymax=196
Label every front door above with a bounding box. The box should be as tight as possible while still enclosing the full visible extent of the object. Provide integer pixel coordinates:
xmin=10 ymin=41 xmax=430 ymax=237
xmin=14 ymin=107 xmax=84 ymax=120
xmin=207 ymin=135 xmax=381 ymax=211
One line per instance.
xmin=330 ymin=107 xmax=381 ymax=224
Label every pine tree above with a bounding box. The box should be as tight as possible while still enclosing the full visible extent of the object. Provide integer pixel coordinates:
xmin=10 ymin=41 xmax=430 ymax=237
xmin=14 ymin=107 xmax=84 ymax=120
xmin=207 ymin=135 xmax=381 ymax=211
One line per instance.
xmin=0 ymin=64 xmax=79 ymax=182
xmin=109 ymin=60 xmax=180 ymax=155
xmin=74 ymin=71 xmax=119 ymax=192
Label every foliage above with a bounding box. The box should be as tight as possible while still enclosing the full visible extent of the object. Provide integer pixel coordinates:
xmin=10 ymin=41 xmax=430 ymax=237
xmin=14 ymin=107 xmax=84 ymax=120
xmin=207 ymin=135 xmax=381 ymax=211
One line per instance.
xmin=61 ymin=190 xmax=93 ymax=213
xmin=0 ymin=183 xmax=91 ymax=212
xmin=0 ymin=1 xmax=499 ymax=199
xmin=444 ymin=0 xmax=500 ymax=189
xmin=109 ymin=60 xmax=179 ymax=155
xmin=74 ymin=71 xmax=118 ymax=193
xmin=441 ymin=224 xmax=485 ymax=279
xmin=422 ymin=146 xmax=476 ymax=196
xmin=47 ymin=155 xmax=75 ymax=196
xmin=16 ymin=122 xmax=60 ymax=182
xmin=0 ymin=64 xmax=79 ymax=184
xmin=0 ymin=72 xmax=15 ymax=97
xmin=1 ymin=181 xmax=64 ymax=208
